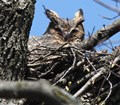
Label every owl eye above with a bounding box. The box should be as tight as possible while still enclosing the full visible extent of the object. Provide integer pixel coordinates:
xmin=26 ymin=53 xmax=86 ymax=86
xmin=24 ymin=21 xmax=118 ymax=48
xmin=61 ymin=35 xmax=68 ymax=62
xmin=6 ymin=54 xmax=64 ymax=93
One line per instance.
xmin=55 ymin=25 xmax=67 ymax=33
xmin=62 ymin=24 xmax=67 ymax=28
xmin=55 ymin=27 xmax=62 ymax=32
xmin=71 ymin=29 xmax=79 ymax=33
xmin=54 ymin=27 xmax=63 ymax=35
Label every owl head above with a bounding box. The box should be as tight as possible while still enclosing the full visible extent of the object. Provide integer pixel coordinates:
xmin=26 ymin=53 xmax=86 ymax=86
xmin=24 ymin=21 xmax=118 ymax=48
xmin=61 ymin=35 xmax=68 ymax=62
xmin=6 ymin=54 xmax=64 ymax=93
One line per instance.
xmin=43 ymin=6 xmax=84 ymax=42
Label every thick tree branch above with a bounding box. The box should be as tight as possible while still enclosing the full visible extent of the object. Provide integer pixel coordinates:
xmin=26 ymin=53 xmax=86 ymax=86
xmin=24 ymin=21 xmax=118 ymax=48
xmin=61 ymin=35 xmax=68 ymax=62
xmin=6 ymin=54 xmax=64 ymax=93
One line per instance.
xmin=79 ymin=19 xmax=120 ymax=50
xmin=0 ymin=80 xmax=83 ymax=105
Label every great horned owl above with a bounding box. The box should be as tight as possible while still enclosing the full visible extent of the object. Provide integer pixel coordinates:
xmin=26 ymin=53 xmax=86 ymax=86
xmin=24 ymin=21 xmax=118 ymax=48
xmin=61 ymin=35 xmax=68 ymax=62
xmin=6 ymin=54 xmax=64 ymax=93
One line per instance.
xmin=27 ymin=8 xmax=85 ymax=77
xmin=28 ymin=7 xmax=84 ymax=49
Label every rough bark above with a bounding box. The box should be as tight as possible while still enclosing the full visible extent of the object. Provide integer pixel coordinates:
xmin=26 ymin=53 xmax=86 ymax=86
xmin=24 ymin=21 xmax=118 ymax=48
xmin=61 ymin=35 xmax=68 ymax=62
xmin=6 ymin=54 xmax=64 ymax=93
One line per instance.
xmin=0 ymin=0 xmax=35 ymax=80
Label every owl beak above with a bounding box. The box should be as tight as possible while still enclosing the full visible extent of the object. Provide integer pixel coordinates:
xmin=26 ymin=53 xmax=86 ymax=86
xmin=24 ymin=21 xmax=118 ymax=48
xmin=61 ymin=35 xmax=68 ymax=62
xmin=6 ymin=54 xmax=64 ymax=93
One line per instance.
xmin=63 ymin=34 xmax=68 ymax=41
xmin=63 ymin=32 xmax=71 ymax=41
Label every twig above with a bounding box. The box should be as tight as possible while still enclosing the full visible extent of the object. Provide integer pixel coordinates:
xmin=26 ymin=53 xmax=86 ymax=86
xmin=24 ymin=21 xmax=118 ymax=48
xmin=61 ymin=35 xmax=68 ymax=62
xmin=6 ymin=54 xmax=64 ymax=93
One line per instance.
xmin=30 ymin=43 xmax=67 ymax=64
xmin=43 ymin=42 xmax=68 ymax=59
xmin=93 ymin=0 xmax=120 ymax=13
xmin=102 ymin=72 xmax=112 ymax=104
xmin=100 ymin=14 xmax=120 ymax=20
xmin=99 ymin=82 xmax=120 ymax=99
xmin=73 ymin=67 xmax=106 ymax=98
xmin=53 ymin=47 xmax=77 ymax=86
xmin=38 ymin=62 xmax=59 ymax=78
xmin=86 ymin=57 xmax=97 ymax=72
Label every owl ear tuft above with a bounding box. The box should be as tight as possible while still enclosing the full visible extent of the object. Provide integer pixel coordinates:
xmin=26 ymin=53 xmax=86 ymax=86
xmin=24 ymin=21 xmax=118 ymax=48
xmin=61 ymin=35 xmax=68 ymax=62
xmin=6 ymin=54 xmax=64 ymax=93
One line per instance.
xmin=73 ymin=9 xmax=84 ymax=25
xmin=43 ymin=6 xmax=60 ymax=24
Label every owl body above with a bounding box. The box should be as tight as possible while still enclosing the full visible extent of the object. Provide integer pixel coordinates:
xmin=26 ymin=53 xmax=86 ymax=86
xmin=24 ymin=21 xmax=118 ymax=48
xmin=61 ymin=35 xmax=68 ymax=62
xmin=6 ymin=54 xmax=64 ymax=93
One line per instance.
xmin=28 ymin=8 xmax=85 ymax=70
xmin=28 ymin=8 xmax=85 ymax=51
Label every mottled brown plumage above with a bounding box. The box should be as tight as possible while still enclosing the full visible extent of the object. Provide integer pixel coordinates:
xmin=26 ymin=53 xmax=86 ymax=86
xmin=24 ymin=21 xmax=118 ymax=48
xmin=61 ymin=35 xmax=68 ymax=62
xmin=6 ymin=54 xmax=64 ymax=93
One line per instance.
xmin=28 ymin=8 xmax=85 ymax=64
xmin=27 ymin=8 xmax=85 ymax=84
xmin=28 ymin=8 xmax=85 ymax=49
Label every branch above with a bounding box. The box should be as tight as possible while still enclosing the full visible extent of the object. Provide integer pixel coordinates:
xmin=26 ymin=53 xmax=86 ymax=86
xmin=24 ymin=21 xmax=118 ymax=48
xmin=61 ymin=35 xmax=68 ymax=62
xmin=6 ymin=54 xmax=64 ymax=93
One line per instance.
xmin=80 ymin=19 xmax=120 ymax=50
xmin=93 ymin=0 xmax=120 ymax=13
xmin=0 ymin=80 xmax=83 ymax=105
xmin=73 ymin=67 xmax=106 ymax=97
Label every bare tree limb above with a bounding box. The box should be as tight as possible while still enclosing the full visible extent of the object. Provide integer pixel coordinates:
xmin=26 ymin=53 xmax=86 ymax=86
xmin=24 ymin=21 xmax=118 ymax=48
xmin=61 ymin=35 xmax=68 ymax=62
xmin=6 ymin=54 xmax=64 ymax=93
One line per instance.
xmin=113 ymin=0 xmax=120 ymax=2
xmin=93 ymin=0 xmax=120 ymax=13
xmin=79 ymin=19 xmax=120 ymax=50
xmin=0 ymin=79 xmax=83 ymax=105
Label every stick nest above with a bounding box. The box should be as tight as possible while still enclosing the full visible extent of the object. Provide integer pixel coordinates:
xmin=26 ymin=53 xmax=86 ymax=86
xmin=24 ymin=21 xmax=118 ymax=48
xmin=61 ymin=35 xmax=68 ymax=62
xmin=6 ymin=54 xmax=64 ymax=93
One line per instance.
xmin=27 ymin=41 xmax=120 ymax=105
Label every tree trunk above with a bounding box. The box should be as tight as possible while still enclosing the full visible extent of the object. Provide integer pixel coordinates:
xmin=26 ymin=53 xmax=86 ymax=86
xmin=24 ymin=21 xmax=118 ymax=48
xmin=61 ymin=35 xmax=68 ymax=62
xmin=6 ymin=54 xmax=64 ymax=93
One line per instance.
xmin=0 ymin=0 xmax=35 ymax=80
